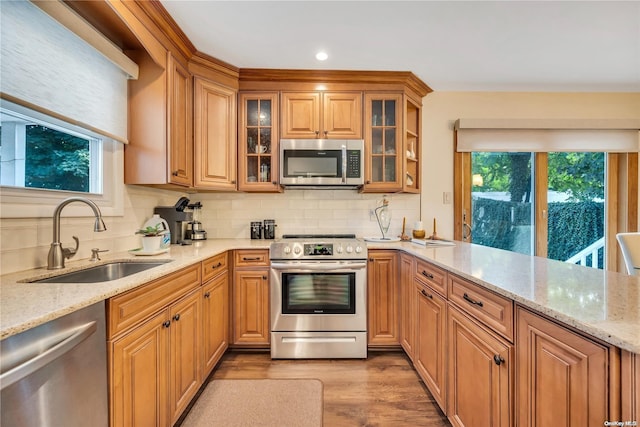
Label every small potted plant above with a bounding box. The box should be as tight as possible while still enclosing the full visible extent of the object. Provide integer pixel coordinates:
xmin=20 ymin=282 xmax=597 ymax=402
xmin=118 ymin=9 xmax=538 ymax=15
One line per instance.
xmin=136 ymin=224 xmax=164 ymax=252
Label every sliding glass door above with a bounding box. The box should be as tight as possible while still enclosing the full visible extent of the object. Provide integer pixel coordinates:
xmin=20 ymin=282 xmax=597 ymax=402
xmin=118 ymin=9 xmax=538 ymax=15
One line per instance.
xmin=467 ymin=152 xmax=606 ymax=269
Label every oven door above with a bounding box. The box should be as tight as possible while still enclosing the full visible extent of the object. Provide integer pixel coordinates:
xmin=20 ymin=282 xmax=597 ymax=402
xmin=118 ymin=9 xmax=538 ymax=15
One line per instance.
xmin=270 ymin=261 xmax=367 ymax=332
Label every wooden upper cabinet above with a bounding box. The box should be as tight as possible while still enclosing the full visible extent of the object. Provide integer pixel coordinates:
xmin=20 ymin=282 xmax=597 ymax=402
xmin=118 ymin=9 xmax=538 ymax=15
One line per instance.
xmin=281 ymin=91 xmax=362 ymax=139
xmin=193 ymin=77 xmax=237 ymax=190
xmin=238 ymin=92 xmax=281 ymax=192
xmin=167 ymin=54 xmax=193 ymax=186
xmin=125 ymin=50 xmax=194 ymax=188
xmin=362 ymin=93 xmax=403 ymax=192
xmin=323 ymin=92 xmax=362 ymax=139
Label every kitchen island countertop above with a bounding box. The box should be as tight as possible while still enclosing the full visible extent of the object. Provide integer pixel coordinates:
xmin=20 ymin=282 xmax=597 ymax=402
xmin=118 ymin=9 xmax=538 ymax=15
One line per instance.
xmin=1 ymin=239 xmax=638 ymax=353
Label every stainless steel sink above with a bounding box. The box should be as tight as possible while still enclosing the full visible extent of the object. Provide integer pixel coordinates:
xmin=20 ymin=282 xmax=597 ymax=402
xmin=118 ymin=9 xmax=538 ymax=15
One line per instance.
xmin=29 ymin=260 xmax=172 ymax=283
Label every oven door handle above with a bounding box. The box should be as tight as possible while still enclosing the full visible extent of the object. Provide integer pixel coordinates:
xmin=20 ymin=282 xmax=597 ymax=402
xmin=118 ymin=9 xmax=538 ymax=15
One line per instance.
xmin=270 ymin=261 xmax=367 ymax=271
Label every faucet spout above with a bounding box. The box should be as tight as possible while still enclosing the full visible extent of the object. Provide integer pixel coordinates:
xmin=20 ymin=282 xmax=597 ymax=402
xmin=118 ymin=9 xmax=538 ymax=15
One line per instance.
xmin=48 ymin=197 xmax=107 ymax=270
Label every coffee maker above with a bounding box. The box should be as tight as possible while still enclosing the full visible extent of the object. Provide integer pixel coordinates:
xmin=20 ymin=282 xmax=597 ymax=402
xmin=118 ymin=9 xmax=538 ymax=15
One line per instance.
xmin=185 ymin=202 xmax=207 ymax=241
xmin=154 ymin=197 xmax=192 ymax=244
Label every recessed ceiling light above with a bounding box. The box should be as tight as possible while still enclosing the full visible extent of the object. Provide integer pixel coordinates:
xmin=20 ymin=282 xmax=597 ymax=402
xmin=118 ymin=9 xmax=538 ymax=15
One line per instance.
xmin=315 ymin=51 xmax=328 ymax=61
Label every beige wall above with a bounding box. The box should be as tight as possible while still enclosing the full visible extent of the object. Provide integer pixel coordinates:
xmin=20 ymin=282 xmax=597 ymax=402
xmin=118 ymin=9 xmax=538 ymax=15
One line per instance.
xmin=421 ymin=92 xmax=640 ymax=239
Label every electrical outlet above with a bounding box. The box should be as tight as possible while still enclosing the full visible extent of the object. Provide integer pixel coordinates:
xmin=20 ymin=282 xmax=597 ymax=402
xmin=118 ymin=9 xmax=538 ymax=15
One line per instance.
xmin=443 ymin=192 xmax=452 ymax=204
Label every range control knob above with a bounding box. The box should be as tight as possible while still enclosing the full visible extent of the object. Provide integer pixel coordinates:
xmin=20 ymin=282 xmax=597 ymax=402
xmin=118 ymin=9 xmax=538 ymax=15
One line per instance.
xmin=355 ymin=245 xmax=363 ymax=253
xmin=346 ymin=245 xmax=353 ymax=253
xmin=293 ymin=246 xmax=302 ymax=255
xmin=283 ymin=246 xmax=291 ymax=254
xmin=336 ymin=245 xmax=343 ymax=254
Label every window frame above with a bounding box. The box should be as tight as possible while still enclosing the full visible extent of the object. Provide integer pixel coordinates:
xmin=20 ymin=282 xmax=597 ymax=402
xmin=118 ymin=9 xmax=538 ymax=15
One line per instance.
xmin=0 ymin=99 xmax=124 ymax=218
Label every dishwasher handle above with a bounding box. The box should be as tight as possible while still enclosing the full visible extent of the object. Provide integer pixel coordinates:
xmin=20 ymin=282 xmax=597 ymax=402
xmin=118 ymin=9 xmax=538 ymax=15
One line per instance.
xmin=0 ymin=321 xmax=97 ymax=390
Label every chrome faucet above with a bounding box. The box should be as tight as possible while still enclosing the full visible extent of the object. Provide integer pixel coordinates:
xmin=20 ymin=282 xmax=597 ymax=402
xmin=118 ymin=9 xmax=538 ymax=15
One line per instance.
xmin=47 ymin=197 xmax=107 ymax=269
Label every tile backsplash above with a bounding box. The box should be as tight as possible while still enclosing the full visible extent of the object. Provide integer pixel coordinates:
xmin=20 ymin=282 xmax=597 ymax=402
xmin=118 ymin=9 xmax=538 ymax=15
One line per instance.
xmin=0 ymin=186 xmax=419 ymax=274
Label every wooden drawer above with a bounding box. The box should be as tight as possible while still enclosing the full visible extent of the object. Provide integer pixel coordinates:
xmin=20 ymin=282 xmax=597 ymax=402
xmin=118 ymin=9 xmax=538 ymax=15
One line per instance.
xmin=234 ymin=249 xmax=269 ymax=267
xmin=107 ymin=264 xmax=201 ymax=338
xmin=448 ymin=274 xmax=514 ymax=341
xmin=414 ymin=258 xmax=447 ymax=297
xmin=202 ymin=252 xmax=228 ymax=283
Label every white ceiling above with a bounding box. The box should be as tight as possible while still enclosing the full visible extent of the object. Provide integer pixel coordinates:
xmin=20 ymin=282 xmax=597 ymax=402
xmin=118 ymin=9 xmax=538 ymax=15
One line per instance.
xmin=160 ymin=1 xmax=640 ymax=92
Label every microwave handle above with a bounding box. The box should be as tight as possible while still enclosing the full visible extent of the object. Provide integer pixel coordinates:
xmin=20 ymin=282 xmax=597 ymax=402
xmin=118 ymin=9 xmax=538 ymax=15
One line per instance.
xmin=341 ymin=144 xmax=347 ymax=183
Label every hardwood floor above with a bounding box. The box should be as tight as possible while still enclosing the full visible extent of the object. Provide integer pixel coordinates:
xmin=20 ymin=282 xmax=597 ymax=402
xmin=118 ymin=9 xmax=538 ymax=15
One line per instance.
xmin=198 ymin=350 xmax=451 ymax=427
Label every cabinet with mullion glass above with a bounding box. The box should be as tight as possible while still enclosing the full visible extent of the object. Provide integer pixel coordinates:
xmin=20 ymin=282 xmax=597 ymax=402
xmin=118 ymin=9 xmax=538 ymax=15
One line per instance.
xmin=238 ymin=92 xmax=281 ymax=192
xmin=363 ymin=94 xmax=403 ymax=192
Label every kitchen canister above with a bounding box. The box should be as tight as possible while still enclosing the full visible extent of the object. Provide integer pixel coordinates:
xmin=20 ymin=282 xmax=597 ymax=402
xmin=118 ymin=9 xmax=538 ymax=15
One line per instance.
xmin=263 ymin=219 xmax=276 ymax=239
xmin=250 ymin=221 xmax=262 ymax=240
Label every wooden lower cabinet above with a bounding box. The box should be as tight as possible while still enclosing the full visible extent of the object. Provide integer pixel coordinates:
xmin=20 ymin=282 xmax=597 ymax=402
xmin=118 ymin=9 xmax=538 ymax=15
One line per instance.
xmin=168 ymin=290 xmax=201 ymax=424
xmin=201 ymin=272 xmax=229 ymax=378
xmin=232 ymin=251 xmax=270 ymax=346
xmin=447 ymin=305 xmax=513 ymax=427
xmin=367 ymin=250 xmax=399 ymax=346
xmin=399 ymin=253 xmax=415 ymax=359
xmin=621 ymin=350 xmax=639 ymax=423
xmin=109 ymin=288 xmax=201 ymax=427
xmin=414 ymin=279 xmax=447 ymax=410
xmin=516 ymin=306 xmax=609 ymax=427
xmin=110 ymin=310 xmax=170 ymax=427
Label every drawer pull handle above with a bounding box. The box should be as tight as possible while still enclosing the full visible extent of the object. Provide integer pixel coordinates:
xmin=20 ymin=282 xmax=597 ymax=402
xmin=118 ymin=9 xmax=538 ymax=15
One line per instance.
xmin=421 ymin=289 xmax=433 ymax=299
xmin=204 ymin=291 xmax=211 ymax=298
xmin=493 ymin=354 xmax=505 ymax=366
xmin=243 ymin=257 xmax=261 ymax=261
xmin=173 ymin=314 xmax=180 ymax=322
xmin=463 ymin=293 xmax=483 ymax=307
xmin=212 ymin=262 xmax=222 ymax=269
xmin=163 ymin=321 xmax=171 ymax=328
xmin=421 ymin=270 xmax=434 ymax=280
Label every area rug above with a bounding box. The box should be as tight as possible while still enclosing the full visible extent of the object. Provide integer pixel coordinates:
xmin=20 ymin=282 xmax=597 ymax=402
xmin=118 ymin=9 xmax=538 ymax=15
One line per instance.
xmin=181 ymin=379 xmax=324 ymax=427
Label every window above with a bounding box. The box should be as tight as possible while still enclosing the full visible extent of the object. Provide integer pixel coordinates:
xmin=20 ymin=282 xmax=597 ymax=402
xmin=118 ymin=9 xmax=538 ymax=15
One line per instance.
xmin=1 ymin=107 xmax=102 ymax=193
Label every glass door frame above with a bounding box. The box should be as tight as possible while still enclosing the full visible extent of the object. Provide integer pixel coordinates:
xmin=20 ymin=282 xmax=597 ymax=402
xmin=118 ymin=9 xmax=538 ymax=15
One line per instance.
xmin=454 ymin=147 xmax=638 ymax=272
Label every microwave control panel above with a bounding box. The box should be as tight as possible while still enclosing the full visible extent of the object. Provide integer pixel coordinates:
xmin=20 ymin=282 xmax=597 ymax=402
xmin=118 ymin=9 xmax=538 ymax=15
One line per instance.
xmin=346 ymin=150 xmax=361 ymax=178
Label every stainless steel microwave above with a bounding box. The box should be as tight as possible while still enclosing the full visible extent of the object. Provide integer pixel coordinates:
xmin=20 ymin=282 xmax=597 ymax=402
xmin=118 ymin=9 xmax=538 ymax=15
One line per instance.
xmin=279 ymin=139 xmax=364 ymax=188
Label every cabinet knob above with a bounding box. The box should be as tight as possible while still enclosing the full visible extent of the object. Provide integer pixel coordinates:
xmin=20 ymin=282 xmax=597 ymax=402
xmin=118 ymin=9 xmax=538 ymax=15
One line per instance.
xmin=493 ymin=354 xmax=505 ymax=366
xmin=324 ymin=130 xmax=328 ymax=137
xmin=162 ymin=320 xmax=171 ymax=328
xmin=172 ymin=171 xmax=179 ymax=176
xmin=204 ymin=291 xmax=211 ymax=298
xmin=173 ymin=314 xmax=180 ymax=322
xmin=272 ymin=181 xmax=278 ymax=185
xmin=315 ymin=130 xmax=320 ymax=136
xmin=262 ymin=275 xmax=267 ymax=280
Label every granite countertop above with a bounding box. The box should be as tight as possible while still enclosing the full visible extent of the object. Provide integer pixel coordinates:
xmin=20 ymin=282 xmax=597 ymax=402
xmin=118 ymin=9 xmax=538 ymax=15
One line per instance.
xmin=1 ymin=239 xmax=638 ymax=353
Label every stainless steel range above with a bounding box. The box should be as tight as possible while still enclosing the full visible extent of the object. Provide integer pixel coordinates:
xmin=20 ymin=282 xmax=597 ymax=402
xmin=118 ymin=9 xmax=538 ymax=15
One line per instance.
xmin=269 ymin=234 xmax=368 ymax=359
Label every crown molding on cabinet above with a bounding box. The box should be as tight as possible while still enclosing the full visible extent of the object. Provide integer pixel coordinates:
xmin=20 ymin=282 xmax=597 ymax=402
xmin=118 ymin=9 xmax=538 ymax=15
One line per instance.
xmin=238 ymin=69 xmax=432 ymax=98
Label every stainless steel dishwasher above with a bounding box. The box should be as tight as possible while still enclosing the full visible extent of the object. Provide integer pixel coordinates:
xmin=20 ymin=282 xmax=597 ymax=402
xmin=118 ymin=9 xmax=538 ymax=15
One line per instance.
xmin=1 ymin=301 xmax=108 ymax=426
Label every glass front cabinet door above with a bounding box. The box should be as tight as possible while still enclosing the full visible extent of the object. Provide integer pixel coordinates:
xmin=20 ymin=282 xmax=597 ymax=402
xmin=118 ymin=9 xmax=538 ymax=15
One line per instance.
xmin=363 ymin=93 xmax=420 ymax=193
xmin=238 ymin=92 xmax=281 ymax=192
xmin=363 ymin=94 xmax=403 ymax=192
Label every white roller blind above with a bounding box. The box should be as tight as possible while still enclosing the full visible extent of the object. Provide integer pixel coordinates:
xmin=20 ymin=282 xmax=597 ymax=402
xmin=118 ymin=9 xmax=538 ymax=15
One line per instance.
xmin=1 ymin=1 xmax=130 ymax=143
xmin=455 ymin=119 xmax=640 ymax=153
